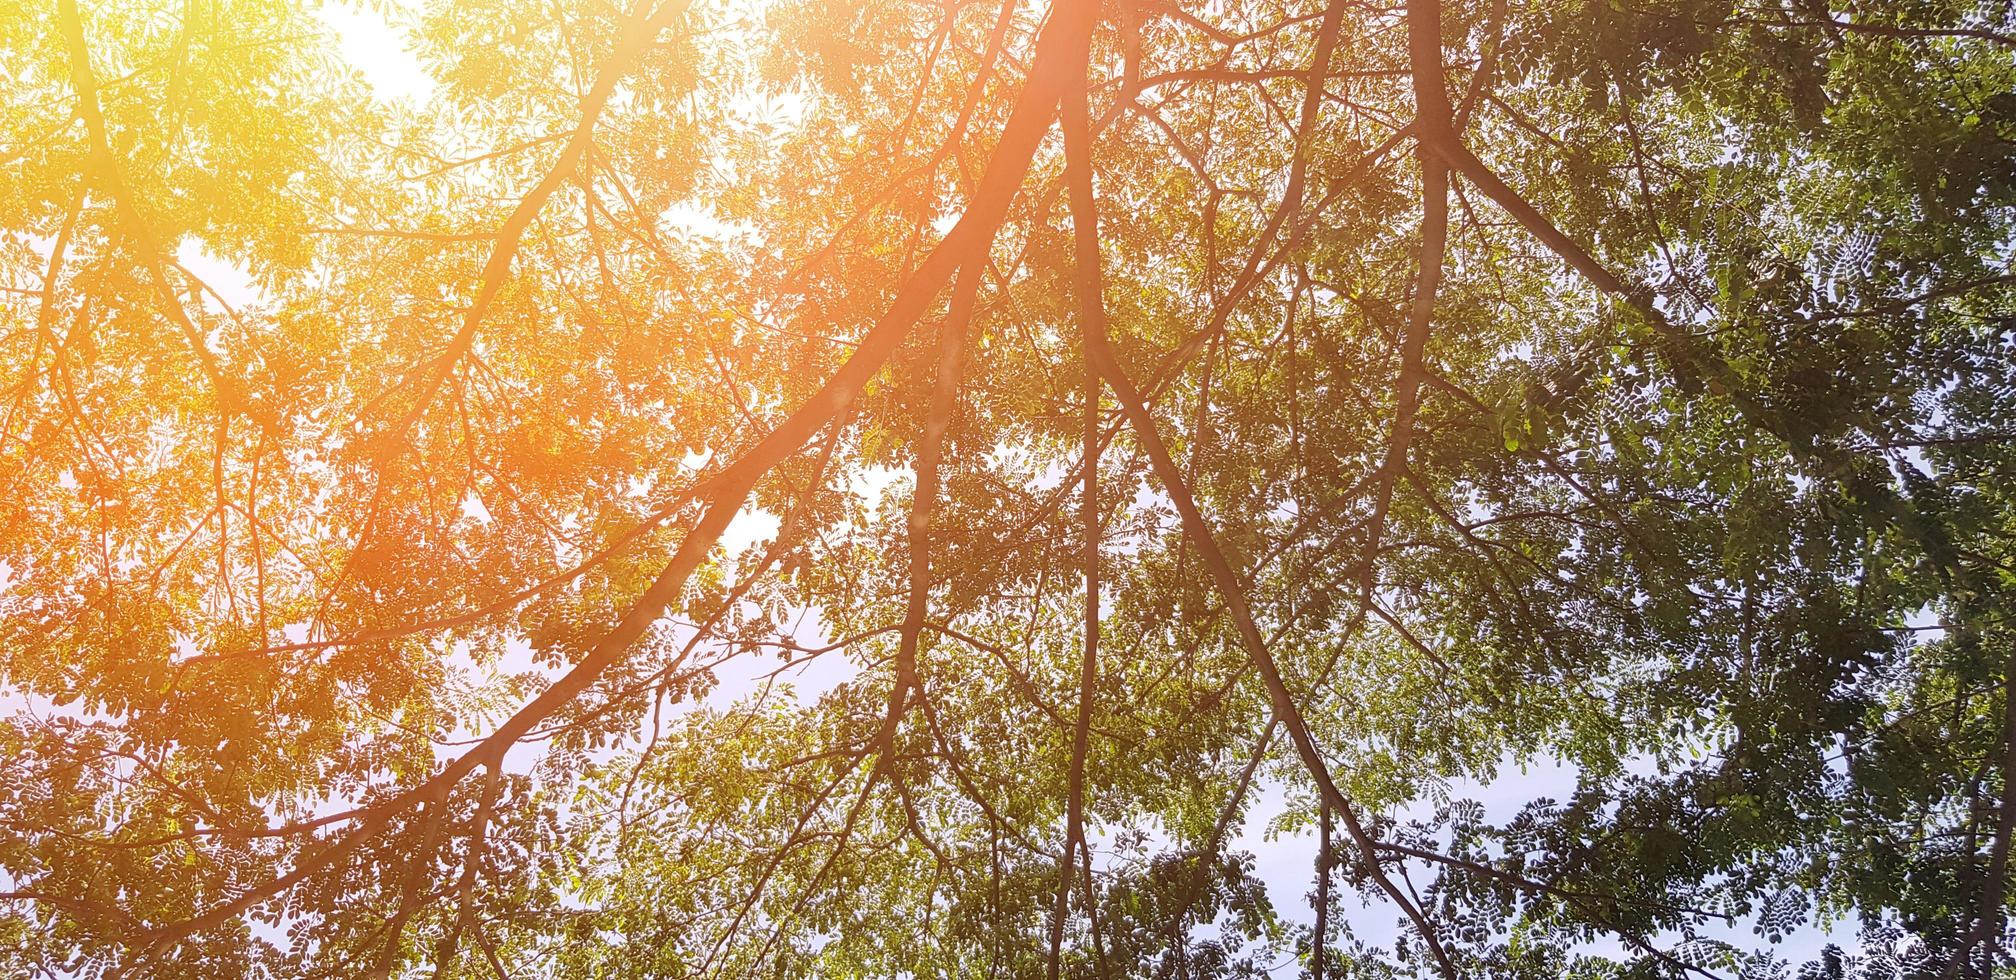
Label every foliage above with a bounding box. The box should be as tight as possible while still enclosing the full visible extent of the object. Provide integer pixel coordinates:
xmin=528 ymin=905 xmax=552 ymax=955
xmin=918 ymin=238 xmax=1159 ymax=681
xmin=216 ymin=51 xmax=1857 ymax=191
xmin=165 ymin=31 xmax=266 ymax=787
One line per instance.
xmin=1 ymin=0 xmax=2014 ymax=975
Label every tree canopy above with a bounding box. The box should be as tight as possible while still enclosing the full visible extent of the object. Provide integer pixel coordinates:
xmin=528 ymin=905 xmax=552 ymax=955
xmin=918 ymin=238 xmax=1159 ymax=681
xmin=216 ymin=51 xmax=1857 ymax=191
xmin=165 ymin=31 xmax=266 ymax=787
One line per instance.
xmin=3 ymin=0 xmax=2016 ymax=975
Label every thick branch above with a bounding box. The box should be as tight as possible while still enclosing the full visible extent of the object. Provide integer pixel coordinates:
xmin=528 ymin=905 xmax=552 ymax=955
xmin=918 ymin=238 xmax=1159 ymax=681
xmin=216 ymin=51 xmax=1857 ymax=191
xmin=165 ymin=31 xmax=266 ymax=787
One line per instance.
xmin=1050 ymin=227 xmax=1105 ymax=979
xmin=876 ymin=258 xmax=983 ymax=766
xmin=1059 ymin=43 xmax=1458 ymax=980
xmin=1363 ymin=148 xmax=1447 ymax=591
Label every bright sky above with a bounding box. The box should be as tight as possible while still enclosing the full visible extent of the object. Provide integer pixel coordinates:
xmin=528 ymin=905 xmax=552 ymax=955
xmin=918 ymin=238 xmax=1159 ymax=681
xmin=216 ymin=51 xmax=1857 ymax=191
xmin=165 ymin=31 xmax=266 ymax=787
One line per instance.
xmin=316 ymin=1 xmax=436 ymax=103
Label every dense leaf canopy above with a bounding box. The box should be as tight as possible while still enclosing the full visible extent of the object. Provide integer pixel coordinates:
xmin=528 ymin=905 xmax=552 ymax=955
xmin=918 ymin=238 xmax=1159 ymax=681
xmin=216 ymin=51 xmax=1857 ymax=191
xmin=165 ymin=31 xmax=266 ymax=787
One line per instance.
xmin=3 ymin=0 xmax=2015 ymax=976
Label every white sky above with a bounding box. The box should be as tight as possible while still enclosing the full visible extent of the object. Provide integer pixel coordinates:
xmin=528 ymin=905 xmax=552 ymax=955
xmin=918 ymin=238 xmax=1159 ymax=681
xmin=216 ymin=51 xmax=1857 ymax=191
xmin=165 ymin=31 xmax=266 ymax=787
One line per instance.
xmin=316 ymin=1 xmax=436 ymax=103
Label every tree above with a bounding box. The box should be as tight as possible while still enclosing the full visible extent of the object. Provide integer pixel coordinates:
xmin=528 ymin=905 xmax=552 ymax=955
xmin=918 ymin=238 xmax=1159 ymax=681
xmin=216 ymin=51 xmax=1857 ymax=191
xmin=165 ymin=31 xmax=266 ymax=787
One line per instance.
xmin=2 ymin=0 xmax=2014 ymax=975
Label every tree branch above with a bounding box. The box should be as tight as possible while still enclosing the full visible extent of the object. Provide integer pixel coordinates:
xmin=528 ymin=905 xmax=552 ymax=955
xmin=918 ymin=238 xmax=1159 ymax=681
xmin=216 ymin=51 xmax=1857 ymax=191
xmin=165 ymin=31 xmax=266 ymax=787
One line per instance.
xmin=1060 ymin=36 xmax=1458 ymax=978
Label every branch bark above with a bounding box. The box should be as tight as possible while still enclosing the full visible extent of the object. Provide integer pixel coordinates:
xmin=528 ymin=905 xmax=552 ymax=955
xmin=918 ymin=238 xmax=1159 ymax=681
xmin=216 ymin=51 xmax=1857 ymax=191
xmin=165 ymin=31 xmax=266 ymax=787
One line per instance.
xmin=1060 ymin=36 xmax=1458 ymax=980
xmin=1050 ymin=225 xmax=1106 ymax=980
xmin=1944 ymin=646 xmax=2016 ymax=980
xmin=876 ymin=258 xmax=983 ymax=770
